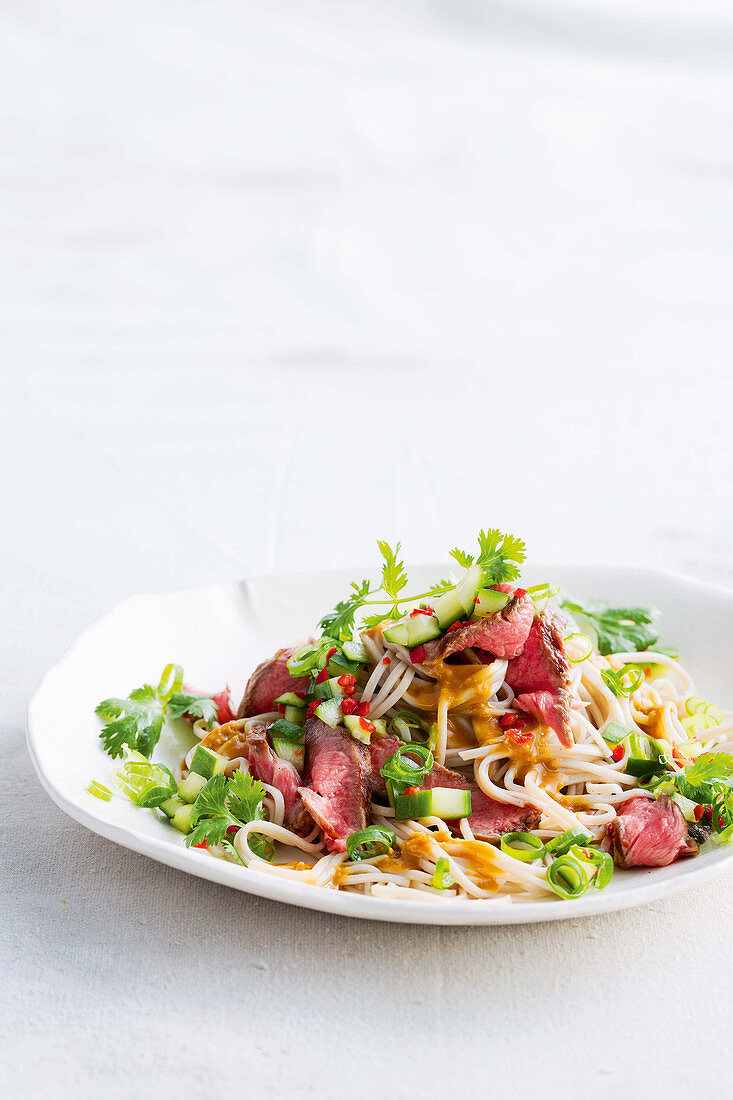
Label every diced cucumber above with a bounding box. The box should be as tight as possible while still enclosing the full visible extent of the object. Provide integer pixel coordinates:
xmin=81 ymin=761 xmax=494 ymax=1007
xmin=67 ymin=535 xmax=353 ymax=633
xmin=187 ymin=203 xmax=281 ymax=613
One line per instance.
xmin=371 ymin=718 xmax=388 ymax=737
xmin=188 ymin=744 xmax=228 ymax=780
xmin=393 ymin=788 xmax=433 ymax=819
xmin=272 ymin=736 xmax=305 ymax=773
xmin=172 ymin=803 xmax=195 ymax=834
xmin=343 ymin=714 xmax=373 ymax=744
xmin=274 ymin=692 xmax=307 ymax=708
xmin=315 ymin=697 xmax=343 ymax=728
xmin=159 ymin=794 xmax=186 ymax=820
xmin=431 ymin=589 xmax=464 ymax=630
xmin=671 ymin=792 xmax=698 ymax=823
xmin=327 ymin=652 xmax=363 ymax=678
xmin=179 ymin=771 xmax=208 ymax=803
xmin=383 ymin=613 xmax=441 ymax=648
xmin=456 ymin=564 xmax=483 ymax=617
xmin=471 ymin=588 xmax=510 ymax=620
xmin=284 ymin=705 xmax=305 ymax=726
xmin=269 ymin=718 xmax=306 ymax=743
xmin=428 ymin=787 xmax=472 ymax=819
xmin=313 ymin=676 xmax=345 ymax=700
xmin=342 ymin=639 xmax=369 ymax=663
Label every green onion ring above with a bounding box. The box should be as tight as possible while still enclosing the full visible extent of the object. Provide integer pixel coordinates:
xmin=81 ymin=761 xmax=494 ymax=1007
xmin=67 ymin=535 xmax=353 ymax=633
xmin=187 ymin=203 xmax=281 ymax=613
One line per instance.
xmin=499 ymin=832 xmax=546 ymax=861
xmin=87 ymin=780 xmax=113 ymax=801
xmin=380 ymin=743 xmax=434 ymax=786
xmin=157 ymin=663 xmax=184 ymax=701
xmin=544 ymin=827 xmax=593 ymax=856
xmin=569 ymin=845 xmax=614 ymax=889
xmin=565 ymin=633 xmax=594 ymax=663
xmin=346 ymin=826 xmax=397 ymax=862
xmin=546 ymin=853 xmax=596 ymax=900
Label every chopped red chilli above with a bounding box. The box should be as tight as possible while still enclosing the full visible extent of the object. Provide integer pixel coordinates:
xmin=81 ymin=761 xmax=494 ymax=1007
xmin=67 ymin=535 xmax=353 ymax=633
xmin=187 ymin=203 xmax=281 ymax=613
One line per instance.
xmin=611 ymin=744 xmax=624 ymax=762
xmin=498 ymin=713 xmax=519 ymax=729
xmin=341 ymin=697 xmax=358 ymax=715
xmin=382 ymin=656 xmax=391 ymax=665
xmin=360 ymin=718 xmax=376 ymax=734
xmin=410 ymin=645 xmax=426 ymax=664
xmin=354 ymin=700 xmax=370 ymax=717
xmin=694 ymin=804 xmax=704 ymax=821
xmin=506 ymin=727 xmax=532 ymax=747
xmin=315 ymin=667 xmax=329 ymax=684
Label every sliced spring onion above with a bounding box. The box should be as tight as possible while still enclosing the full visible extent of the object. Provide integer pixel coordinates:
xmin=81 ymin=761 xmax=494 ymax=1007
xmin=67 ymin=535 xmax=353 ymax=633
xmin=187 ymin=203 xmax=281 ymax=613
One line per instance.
xmin=526 ymin=583 xmax=560 ymax=613
xmin=544 ymin=827 xmax=593 ymax=856
xmin=268 ymin=718 xmax=306 ymax=743
xmin=546 ymin=851 xmax=597 ymax=900
xmin=286 ymin=639 xmax=334 ymax=677
xmin=685 ymin=696 xmax=723 ymax=724
xmin=681 ymin=713 xmax=718 ymax=736
xmin=116 ymin=752 xmax=177 ymax=809
xmin=87 ymin=780 xmax=113 ymax=801
xmin=388 ymin=711 xmax=429 ymax=742
xmin=430 ymin=856 xmax=454 ymax=890
xmin=346 ymin=826 xmax=396 ymax=861
xmin=564 ymin=633 xmax=594 ymax=663
xmin=380 ymin=743 xmax=434 ymax=789
xmin=156 ymin=663 xmax=184 ymax=701
xmin=601 ymin=664 xmax=645 ymax=698
xmin=568 ymin=845 xmax=614 ymax=889
xmin=499 ymin=832 xmax=546 ymax=862
xmin=602 ymin=720 xmax=631 ymax=745
xmin=427 ymin=722 xmax=439 ymax=753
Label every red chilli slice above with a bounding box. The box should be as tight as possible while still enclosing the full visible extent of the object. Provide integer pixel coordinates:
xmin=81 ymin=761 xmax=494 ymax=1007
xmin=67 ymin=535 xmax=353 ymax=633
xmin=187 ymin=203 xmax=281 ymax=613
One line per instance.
xmin=611 ymin=744 xmax=624 ymax=762
xmin=315 ymin=667 xmax=329 ymax=684
xmin=410 ymin=645 xmax=426 ymax=664
xmin=341 ymin=698 xmax=358 ymax=715
xmin=354 ymin=700 xmax=370 ymax=717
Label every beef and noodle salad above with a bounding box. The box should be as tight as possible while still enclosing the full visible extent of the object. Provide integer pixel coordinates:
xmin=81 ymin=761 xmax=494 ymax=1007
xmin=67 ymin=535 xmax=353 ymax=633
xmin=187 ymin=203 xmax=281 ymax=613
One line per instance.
xmin=90 ymin=531 xmax=733 ymax=904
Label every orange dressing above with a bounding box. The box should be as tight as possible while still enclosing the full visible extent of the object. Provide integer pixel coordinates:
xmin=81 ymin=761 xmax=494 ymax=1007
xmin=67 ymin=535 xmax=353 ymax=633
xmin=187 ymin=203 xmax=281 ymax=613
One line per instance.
xmin=442 ymin=839 xmax=500 ymax=892
xmin=376 ymin=831 xmax=450 ymax=875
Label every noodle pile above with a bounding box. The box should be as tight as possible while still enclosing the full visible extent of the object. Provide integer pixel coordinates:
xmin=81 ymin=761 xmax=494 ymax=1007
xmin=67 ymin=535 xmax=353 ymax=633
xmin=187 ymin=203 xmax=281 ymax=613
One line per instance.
xmin=193 ymin=619 xmax=733 ymax=903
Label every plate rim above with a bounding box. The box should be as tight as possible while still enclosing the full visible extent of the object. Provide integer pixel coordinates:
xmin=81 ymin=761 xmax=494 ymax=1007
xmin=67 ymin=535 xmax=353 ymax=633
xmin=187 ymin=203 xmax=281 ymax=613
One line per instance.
xmin=26 ymin=562 xmax=733 ymax=925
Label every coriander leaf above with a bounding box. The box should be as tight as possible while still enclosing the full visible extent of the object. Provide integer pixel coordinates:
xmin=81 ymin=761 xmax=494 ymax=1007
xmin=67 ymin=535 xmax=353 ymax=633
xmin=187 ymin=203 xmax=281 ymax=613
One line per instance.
xmin=449 ymin=547 xmax=474 ymax=569
xmin=562 ymin=599 xmax=659 ymax=656
xmin=475 ymin=529 xmax=526 ymax=584
xmin=319 ymin=579 xmax=371 ymax=641
xmin=362 ymin=610 xmax=394 ymax=629
xmin=377 ymin=540 xmax=408 ymax=601
xmin=186 ymin=817 xmax=230 ymax=850
xmin=684 ymin=753 xmax=733 ymax=787
xmin=167 ymin=692 xmax=219 ymax=726
xmin=428 ymin=576 xmax=456 ymax=595
xmin=227 ymin=769 xmax=267 ymax=824
xmin=96 ymin=686 xmax=165 ymax=759
xmin=185 ymin=771 xmax=273 ymax=860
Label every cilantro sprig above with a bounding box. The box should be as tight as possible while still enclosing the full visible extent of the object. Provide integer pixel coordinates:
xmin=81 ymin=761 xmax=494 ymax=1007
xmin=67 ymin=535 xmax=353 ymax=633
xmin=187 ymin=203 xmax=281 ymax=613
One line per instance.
xmin=320 ymin=530 xmax=526 ymax=640
xmin=562 ymin=599 xmax=659 ymax=656
xmin=641 ymin=752 xmax=733 ymax=842
xmin=186 ymin=771 xmax=274 ymax=860
xmin=96 ymin=664 xmax=221 ymax=759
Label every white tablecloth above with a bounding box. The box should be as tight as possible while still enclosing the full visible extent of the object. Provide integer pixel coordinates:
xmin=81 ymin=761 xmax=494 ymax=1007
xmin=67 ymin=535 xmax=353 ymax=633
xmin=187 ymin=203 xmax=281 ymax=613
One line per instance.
xmin=3 ymin=2 xmax=733 ymax=1096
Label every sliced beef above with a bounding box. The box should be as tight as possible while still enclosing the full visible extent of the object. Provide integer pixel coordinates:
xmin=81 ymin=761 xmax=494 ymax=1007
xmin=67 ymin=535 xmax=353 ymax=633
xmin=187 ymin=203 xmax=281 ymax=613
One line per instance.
xmin=237 ymin=647 xmax=310 ymax=718
xmin=246 ymin=725 xmax=311 ymax=834
xmin=297 ymin=718 xmax=371 ymax=852
xmin=439 ymin=591 xmax=534 ymax=661
xmin=503 ymin=609 xmax=573 ymax=746
xmin=607 ymin=795 xmax=698 ymax=868
xmin=368 ymin=735 xmax=402 ymax=799
xmin=424 ymin=762 xmax=540 ymax=840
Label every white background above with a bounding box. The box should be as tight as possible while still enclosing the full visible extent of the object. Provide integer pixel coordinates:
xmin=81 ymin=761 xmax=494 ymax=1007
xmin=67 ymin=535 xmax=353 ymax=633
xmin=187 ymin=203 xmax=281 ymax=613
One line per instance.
xmin=3 ymin=1 xmax=733 ymax=1096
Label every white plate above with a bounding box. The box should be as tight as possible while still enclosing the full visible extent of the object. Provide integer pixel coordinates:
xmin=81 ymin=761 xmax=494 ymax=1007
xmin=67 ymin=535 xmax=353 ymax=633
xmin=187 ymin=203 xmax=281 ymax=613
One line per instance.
xmin=27 ymin=564 xmax=733 ymax=924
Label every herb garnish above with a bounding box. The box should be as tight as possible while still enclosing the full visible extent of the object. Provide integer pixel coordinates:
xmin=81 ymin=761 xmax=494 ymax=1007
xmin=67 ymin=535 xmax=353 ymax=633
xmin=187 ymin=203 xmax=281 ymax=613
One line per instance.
xmin=321 ymin=530 xmax=526 ymax=640
xmin=185 ymin=771 xmax=274 ymax=860
xmin=562 ymin=599 xmax=659 ymax=656
xmin=96 ymin=664 xmax=221 ymax=758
